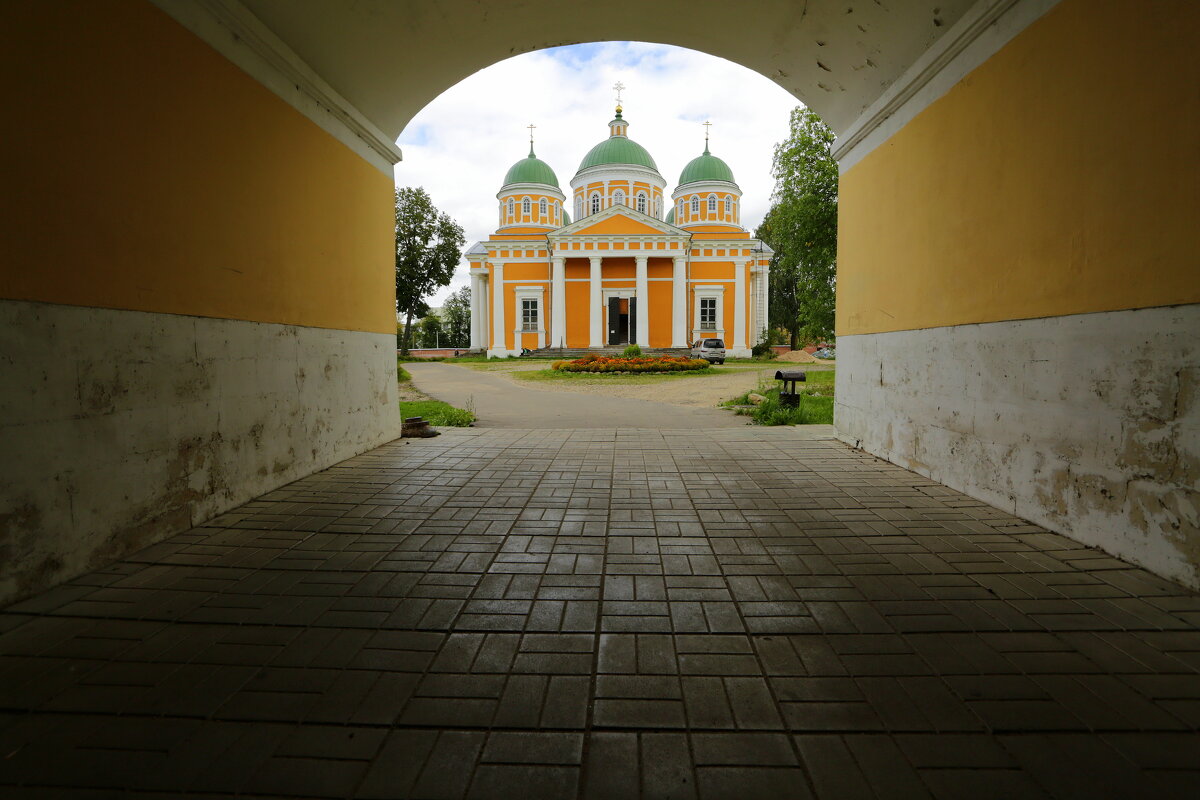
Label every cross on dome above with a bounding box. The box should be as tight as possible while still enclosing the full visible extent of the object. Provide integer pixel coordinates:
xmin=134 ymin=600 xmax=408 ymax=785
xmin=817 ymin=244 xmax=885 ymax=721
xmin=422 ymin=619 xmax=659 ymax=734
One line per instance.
xmin=613 ymin=81 xmax=625 ymax=108
xmin=703 ymin=120 xmax=712 ymax=153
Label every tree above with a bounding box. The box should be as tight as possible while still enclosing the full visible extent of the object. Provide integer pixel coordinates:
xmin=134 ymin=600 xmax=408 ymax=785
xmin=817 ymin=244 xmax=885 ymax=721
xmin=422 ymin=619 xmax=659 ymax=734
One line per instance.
xmin=415 ymin=313 xmax=444 ymax=349
xmin=441 ymin=286 xmax=472 ymax=349
xmin=755 ymin=106 xmax=838 ymax=349
xmin=395 ymin=187 xmax=466 ymax=355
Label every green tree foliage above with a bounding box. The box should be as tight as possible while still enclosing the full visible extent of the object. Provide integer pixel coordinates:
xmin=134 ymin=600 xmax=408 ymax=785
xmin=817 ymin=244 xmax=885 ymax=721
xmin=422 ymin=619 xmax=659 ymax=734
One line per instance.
xmin=415 ymin=313 xmax=445 ymax=349
xmin=395 ymin=187 xmax=465 ymax=355
xmin=441 ymin=285 xmax=472 ymax=349
xmin=755 ymin=107 xmax=838 ymax=349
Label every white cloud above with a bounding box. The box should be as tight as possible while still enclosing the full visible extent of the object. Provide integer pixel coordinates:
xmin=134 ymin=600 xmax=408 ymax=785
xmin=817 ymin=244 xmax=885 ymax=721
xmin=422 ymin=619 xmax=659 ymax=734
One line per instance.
xmin=394 ymin=42 xmax=800 ymax=306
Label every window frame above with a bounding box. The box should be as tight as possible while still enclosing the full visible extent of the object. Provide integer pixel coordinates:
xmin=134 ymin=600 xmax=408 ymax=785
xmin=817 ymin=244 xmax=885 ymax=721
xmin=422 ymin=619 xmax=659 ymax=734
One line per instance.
xmin=521 ymin=298 xmax=539 ymax=331
xmin=707 ymin=196 xmax=716 ymax=214
xmin=590 ymin=193 xmax=601 ymax=215
xmin=522 ymin=196 xmax=531 ymax=216
xmin=539 ymin=198 xmax=547 ymax=218
xmin=699 ymin=297 xmax=717 ymax=330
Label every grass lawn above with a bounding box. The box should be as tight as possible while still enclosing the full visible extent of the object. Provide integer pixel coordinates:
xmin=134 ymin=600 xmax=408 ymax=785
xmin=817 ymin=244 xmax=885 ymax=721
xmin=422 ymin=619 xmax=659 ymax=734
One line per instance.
xmin=396 ymin=357 xmax=474 ymax=426
xmin=515 ymin=366 xmax=724 ymax=385
xmin=723 ymin=369 xmax=835 ymax=425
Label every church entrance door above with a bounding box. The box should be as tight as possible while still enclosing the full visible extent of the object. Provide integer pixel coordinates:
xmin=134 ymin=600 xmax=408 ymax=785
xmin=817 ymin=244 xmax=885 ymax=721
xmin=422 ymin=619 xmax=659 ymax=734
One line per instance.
xmin=607 ymin=296 xmax=632 ymax=345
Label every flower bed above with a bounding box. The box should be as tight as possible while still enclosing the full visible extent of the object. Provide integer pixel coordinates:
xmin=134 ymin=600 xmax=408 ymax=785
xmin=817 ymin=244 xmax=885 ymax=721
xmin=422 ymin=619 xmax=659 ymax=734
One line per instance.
xmin=552 ymin=355 xmax=711 ymax=373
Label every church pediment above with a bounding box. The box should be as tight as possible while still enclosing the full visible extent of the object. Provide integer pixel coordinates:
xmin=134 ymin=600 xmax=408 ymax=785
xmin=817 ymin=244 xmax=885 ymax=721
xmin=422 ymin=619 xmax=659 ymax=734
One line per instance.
xmin=550 ymin=204 xmax=687 ymax=239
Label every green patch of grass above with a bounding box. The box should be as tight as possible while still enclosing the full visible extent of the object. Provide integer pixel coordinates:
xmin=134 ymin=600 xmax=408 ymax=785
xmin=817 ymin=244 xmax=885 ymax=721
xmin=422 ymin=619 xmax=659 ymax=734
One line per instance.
xmin=516 ymin=366 xmax=720 ymax=385
xmin=723 ymin=369 xmax=835 ymax=425
xmin=400 ymin=399 xmax=475 ymax=427
xmin=396 ymin=362 xmax=412 ymax=382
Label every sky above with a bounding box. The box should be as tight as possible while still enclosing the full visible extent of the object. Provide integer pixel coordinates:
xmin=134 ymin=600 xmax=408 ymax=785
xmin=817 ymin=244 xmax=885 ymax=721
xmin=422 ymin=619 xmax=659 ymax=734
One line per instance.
xmin=393 ymin=41 xmax=801 ymax=307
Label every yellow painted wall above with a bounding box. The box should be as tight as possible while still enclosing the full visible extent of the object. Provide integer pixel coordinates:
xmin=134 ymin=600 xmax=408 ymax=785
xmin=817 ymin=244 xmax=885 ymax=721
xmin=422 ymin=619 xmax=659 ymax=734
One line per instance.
xmin=837 ymin=0 xmax=1200 ymax=336
xmin=0 ymin=0 xmax=394 ymax=334
xmin=648 ymin=282 xmax=673 ymax=347
xmin=566 ymin=279 xmax=590 ymax=347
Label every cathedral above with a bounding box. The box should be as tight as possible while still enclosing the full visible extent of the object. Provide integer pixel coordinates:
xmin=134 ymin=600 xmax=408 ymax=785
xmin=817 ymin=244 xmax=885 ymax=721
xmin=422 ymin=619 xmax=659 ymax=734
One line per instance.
xmin=466 ymin=100 xmax=771 ymax=357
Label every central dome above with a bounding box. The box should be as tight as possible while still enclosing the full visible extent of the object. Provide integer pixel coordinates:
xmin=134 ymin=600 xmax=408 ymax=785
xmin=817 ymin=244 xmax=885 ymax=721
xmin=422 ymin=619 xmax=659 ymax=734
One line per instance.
xmin=577 ymin=137 xmax=659 ymax=172
xmin=575 ymin=109 xmax=660 ymax=174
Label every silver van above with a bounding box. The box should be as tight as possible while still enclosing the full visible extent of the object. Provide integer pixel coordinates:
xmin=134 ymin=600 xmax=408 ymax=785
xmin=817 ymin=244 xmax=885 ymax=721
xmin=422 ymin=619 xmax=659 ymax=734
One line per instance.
xmin=691 ymin=338 xmax=726 ymax=364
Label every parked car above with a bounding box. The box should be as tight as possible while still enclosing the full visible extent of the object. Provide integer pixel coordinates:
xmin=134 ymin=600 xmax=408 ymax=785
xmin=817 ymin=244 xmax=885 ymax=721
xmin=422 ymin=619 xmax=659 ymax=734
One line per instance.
xmin=691 ymin=338 xmax=726 ymax=364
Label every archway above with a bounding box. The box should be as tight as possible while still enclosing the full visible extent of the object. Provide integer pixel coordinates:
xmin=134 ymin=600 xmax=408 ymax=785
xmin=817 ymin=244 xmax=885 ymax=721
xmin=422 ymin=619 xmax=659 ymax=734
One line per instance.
xmin=1 ymin=0 xmax=1196 ymax=606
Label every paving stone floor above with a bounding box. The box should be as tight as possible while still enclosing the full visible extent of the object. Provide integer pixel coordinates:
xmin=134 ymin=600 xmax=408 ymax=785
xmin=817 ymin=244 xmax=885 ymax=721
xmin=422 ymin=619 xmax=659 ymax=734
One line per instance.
xmin=2 ymin=427 xmax=1199 ymax=799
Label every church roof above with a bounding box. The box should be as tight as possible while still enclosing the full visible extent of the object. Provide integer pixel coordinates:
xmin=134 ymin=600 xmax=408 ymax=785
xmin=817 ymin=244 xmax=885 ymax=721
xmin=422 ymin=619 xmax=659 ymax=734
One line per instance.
xmin=502 ymin=147 xmax=559 ymax=189
xmin=678 ymin=146 xmax=735 ymax=186
xmin=665 ymin=206 xmax=675 ymax=224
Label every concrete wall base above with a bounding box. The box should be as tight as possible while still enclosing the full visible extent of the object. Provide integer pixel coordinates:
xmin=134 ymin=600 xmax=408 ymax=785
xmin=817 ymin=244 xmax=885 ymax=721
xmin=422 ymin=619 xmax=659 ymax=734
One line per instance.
xmin=0 ymin=299 xmax=401 ymax=605
xmin=835 ymin=304 xmax=1199 ymax=589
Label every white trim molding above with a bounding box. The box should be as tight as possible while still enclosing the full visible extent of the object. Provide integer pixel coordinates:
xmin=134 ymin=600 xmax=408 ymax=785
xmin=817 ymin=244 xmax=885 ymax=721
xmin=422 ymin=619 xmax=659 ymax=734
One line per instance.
xmin=148 ymin=0 xmax=403 ymax=175
xmin=513 ymin=286 xmax=546 ymax=350
xmin=832 ymin=0 xmax=1060 ymax=173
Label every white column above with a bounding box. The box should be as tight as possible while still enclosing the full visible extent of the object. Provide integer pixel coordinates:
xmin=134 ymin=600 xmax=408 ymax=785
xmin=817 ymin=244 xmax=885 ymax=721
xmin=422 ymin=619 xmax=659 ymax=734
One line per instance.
xmin=491 ymin=263 xmax=505 ymax=356
xmin=761 ymin=263 xmax=770 ymax=342
xmin=732 ymin=259 xmax=749 ymax=356
xmin=469 ymin=272 xmax=482 ymax=351
xmin=589 ymin=256 xmax=603 ymax=348
xmin=634 ymin=255 xmax=649 ymax=346
xmin=671 ymin=255 xmax=687 ymax=347
xmin=551 ymin=256 xmax=566 ymax=349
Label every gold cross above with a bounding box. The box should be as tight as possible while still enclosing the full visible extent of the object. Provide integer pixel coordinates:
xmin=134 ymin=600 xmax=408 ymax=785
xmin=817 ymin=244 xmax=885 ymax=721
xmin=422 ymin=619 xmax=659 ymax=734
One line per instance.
xmin=613 ymin=81 xmax=626 ymax=105
xmin=527 ymin=123 xmax=536 ymax=145
xmin=703 ymin=120 xmax=712 ymax=143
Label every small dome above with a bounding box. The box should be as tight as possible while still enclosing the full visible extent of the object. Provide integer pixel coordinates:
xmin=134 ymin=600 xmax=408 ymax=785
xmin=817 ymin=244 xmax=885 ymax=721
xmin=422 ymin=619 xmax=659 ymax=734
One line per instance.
xmin=502 ymin=147 xmax=559 ymax=189
xmin=578 ymin=137 xmax=659 ymax=172
xmin=678 ymin=147 xmax=735 ymax=186
xmin=562 ymin=210 xmax=571 ymax=225
xmin=665 ymin=207 xmax=675 ymax=224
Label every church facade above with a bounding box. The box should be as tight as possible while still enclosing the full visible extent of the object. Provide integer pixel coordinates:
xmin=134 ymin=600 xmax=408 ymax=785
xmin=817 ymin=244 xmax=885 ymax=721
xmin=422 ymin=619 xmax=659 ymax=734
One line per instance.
xmin=467 ymin=105 xmax=771 ymax=358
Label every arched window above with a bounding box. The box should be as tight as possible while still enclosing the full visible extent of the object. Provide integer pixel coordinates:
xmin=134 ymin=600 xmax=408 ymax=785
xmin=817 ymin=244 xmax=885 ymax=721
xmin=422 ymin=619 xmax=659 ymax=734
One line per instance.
xmin=539 ymin=198 xmax=547 ymax=218
xmin=613 ymin=190 xmax=625 ymax=207
xmin=707 ymin=196 xmax=716 ymax=214
xmin=677 ymin=199 xmax=684 ymax=219
xmin=522 ymin=197 xmax=531 ymax=215
xmin=654 ymin=198 xmax=661 ymax=218
xmin=575 ymin=195 xmax=583 ymax=219
xmin=636 ymin=193 xmax=647 ymax=213
xmin=591 ymin=193 xmax=601 ymax=215
xmin=690 ymin=196 xmax=699 ymax=216
xmin=507 ymin=198 xmax=514 ymax=218
xmin=724 ymin=197 xmax=732 ymax=216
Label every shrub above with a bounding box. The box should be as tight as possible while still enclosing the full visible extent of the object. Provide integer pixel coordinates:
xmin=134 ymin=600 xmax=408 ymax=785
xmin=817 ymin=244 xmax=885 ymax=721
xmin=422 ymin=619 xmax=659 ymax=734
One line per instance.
xmin=552 ymin=355 xmax=710 ymax=374
xmin=622 ymin=344 xmax=643 ymax=357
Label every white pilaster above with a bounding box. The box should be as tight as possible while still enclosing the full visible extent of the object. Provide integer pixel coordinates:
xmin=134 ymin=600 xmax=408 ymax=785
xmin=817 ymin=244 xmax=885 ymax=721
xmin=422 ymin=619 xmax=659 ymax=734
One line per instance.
xmin=551 ymin=256 xmax=566 ymax=349
xmin=589 ymin=256 xmax=603 ymax=348
xmin=634 ymin=255 xmax=649 ymax=346
xmin=671 ymin=255 xmax=687 ymax=348
xmin=732 ymin=259 xmax=749 ymax=357
xmin=469 ymin=272 xmax=482 ymax=351
xmin=490 ymin=263 xmax=506 ymax=357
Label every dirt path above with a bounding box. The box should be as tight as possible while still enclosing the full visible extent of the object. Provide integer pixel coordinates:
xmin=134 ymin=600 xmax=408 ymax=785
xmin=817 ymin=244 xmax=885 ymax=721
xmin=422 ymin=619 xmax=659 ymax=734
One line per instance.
xmin=405 ymin=362 xmax=750 ymax=428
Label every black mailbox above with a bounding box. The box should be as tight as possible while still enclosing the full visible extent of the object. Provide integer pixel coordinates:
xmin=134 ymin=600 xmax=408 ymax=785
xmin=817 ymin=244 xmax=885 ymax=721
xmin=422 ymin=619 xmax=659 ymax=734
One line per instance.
xmin=774 ymin=369 xmax=806 ymax=408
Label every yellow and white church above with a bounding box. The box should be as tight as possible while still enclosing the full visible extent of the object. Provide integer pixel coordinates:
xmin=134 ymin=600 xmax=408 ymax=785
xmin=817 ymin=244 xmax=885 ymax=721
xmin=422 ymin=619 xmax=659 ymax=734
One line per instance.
xmin=467 ymin=103 xmax=771 ymax=357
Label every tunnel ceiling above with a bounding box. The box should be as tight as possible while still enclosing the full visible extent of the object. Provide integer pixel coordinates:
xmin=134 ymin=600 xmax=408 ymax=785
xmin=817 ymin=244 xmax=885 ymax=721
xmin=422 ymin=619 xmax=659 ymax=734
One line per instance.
xmin=240 ymin=0 xmax=974 ymax=139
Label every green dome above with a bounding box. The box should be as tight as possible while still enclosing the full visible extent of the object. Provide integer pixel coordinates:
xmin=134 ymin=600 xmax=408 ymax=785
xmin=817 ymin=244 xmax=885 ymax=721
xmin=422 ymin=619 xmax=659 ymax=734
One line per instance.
xmin=678 ymin=147 xmax=735 ymax=186
xmin=577 ymin=136 xmax=659 ymax=173
xmin=665 ymin=207 xmax=675 ymax=224
xmin=502 ymin=148 xmax=559 ymax=189
xmin=562 ymin=210 xmax=571 ymax=225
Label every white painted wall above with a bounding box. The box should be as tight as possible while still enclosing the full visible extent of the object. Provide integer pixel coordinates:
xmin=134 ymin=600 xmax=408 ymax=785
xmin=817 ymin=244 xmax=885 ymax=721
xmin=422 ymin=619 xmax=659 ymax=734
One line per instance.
xmin=0 ymin=299 xmax=401 ymax=605
xmin=835 ymin=304 xmax=1200 ymax=588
